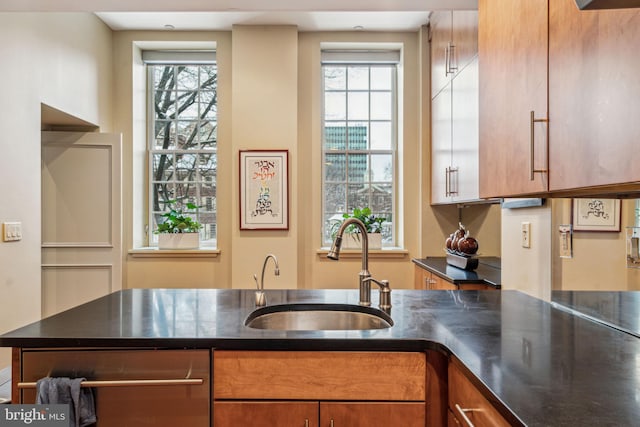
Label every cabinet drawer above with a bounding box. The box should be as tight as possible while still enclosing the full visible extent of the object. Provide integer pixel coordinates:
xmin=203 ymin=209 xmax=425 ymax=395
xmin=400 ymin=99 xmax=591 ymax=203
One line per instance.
xmin=321 ymin=402 xmax=425 ymax=427
xmin=448 ymin=358 xmax=510 ymax=427
xmin=20 ymin=349 xmax=210 ymax=427
xmin=214 ymin=401 xmax=318 ymax=427
xmin=213 ymin=351 xmax=426 ymax=401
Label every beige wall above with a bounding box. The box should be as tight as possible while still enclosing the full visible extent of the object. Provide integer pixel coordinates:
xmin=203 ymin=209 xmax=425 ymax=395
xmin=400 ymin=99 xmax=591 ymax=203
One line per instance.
xmin=113 ymin=30 xmax=233 ymax=289
xmin=0 ymin=13 xmax=113 ymax=367
xmin=120 ymin=28 xmax=439 ymax=291
xmin=501 ymin=204 xmax=552 ymax=300
xmin=552 ymin=198 xmax=640 ymax=291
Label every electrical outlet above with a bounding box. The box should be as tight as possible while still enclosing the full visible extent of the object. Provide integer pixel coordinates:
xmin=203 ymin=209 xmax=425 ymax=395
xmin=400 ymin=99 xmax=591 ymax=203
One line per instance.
xmin=521 ymin=222 xmax=531 ymax=248
xmin=3 ymin=222 xmax=22 ymax=242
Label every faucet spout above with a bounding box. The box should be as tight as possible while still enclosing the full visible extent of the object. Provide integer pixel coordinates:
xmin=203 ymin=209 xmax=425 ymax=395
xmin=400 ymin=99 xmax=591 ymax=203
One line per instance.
xmin=327 ymin=218 xmax=371 ymax=306
xmin=255 ymin=254 xmax=279 ymax=307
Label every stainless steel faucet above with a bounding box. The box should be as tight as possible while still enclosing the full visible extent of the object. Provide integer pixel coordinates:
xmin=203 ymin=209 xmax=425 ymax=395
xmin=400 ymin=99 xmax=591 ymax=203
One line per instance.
xmin=327 ymin=218 xmax=391 ymax=309
xmin=254 ymin=254 xmax=280 ymax=307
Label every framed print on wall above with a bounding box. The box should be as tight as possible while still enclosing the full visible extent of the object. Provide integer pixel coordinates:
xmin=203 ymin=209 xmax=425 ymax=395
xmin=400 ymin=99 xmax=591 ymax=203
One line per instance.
xmin=572 ymin=198 xmax=621 ymax=232
xmin=239 ymin=150 xmax=289 ymax=230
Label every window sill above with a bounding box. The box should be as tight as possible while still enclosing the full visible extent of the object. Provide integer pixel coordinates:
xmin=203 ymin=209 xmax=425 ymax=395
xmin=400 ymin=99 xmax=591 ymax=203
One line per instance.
xmin=316 ymin=247 xmax=409 ymax=259
xmin=128 ymin=247 xmax=220 ymax=258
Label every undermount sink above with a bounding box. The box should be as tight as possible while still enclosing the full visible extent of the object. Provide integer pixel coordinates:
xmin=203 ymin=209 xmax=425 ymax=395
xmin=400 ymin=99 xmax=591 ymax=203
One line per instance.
xmin=244 ymin=303 xmax=393 ymax=331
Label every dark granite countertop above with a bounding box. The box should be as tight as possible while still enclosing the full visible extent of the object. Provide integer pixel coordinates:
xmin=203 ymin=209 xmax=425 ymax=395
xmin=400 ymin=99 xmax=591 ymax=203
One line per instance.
xmin=552 ymin=290 xmax=640 ymax=338
xmin=2 ymin=288 xmax=640 ymax=426
xmin=413 ymin=256 xmax=501 ymax=288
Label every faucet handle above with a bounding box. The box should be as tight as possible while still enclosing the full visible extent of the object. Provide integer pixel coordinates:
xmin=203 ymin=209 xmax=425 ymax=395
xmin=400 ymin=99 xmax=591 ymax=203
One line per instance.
xmin=378 ymin=280 xmax=392 ymax=311
xmin=362 ymin=277 xmax=392 ymax=311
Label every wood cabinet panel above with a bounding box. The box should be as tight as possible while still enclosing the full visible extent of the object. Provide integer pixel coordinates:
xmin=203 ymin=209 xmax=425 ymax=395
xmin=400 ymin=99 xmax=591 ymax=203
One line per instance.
xmin=452 ymin=10 xmax=478 ymax=74
xmin=431 ymin=84 xmax=453 ymax=204
xmin=431 ymin=11 xmax=453 ymax=98
xmin=478 ymin=0 xmax=548 ymax=198
xmin=320 ymin=402 xmax=425 ymax=427
xmin=549 ymin=0 xmax=640 ymax=191
xmin=431 ymin=12 xmax=480 ymax=205
xmin=213 ymin=351 xmax=426 ymax=401
xmin=213 ymin=401 xmax=318 ymax=427
xmin=451 ymin=57 xmax=479 ymax=202
xmin=20 ymin=349 xmax=210 ymax=427
xmin=449 ymin=358 xmax=511 ymax=427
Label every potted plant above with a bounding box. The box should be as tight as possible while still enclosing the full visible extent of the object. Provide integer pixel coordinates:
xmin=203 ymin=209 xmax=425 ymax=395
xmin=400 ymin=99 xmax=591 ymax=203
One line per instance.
xmin=155 ymin=201 xmax=203 ymax=249
xmin=331 ymin=207 xmax=386 ymax=249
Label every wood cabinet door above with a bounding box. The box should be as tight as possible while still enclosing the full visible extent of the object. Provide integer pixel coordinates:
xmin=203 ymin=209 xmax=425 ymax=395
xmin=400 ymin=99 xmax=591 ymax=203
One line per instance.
xmin=449 ymin=359 xmax=511 ymax=427
xmin=320 ymin=402 xmax=425 ymax=427
xmin=214 ymin=401 xmax=318 ymax=427
xmin=431 ymin=273 xmax=457 ymax=290
xmin=478 ymin=0 xmax=549 ymax=198
xmin=549 ymin=0 xmax=640 ymax=191
xmin=451 ymin=57 xmax=479 ymax=202
xmin=414 ymin=265 xmax=429 ymax=289
xmin=431 ymin=83 xmax=453 ymax=204
xmin=21 ymin=349 xmax=210 ymax=427
xmin=431 ymin=11 xmax=453 ymax=98
xmin=452 ymin=10 xmax=478 ymax=73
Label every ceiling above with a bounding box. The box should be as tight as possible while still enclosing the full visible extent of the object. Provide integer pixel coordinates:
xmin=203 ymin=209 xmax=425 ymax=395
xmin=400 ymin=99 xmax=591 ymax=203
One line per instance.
xmin=0 ymin=0 xmax=478 ymax=32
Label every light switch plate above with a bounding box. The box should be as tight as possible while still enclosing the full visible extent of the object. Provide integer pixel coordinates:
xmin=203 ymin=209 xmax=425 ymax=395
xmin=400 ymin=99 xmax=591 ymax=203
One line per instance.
xmin=559 ymin=224 xmax=573 ymax=258
xmin=3 ymin=222 xmax=22 ymax=242
xmin=521 ymin=222 xmax=531 ymax=248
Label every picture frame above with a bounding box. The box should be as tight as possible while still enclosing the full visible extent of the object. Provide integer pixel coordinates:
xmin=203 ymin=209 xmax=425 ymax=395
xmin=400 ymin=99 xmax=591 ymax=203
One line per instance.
xmin=571 ymin=198 xmax=621 ymax=232
xmin=239 ymin=150 xmax=289 ymax=230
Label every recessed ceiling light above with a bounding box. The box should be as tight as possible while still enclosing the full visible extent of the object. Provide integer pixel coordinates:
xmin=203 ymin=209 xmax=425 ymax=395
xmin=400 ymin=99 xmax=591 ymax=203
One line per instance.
xmin=353 ymin=25 xmax=364 ymax=31
xmin=164 ymin=24 xmax=175 ymax=30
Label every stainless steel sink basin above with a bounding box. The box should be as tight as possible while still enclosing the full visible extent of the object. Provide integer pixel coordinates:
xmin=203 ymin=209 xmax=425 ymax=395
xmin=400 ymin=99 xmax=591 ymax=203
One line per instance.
xmin=244 ymin=303 xmax=393 ymax=331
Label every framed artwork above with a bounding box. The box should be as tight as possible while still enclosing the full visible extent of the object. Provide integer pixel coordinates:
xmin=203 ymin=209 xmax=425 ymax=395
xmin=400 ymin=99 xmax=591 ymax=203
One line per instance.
xmin=239 ymin=150 xmax=289 ymax=230
xmin=572 ymin=198 xmax=621 ymax=232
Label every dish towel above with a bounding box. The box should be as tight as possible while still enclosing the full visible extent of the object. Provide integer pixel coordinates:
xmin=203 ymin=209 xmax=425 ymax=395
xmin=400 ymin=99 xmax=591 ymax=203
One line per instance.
xmin=36 ymin=377 xmax=96 ymax=427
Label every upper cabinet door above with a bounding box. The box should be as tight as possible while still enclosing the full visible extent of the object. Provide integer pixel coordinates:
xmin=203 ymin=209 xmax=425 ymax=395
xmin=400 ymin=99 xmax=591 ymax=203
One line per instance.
xmin=452 ymin=10 xmax=478 ymax=74
xmin=451 ymin=57 xmax=480 ymax=203
xmin=431 ymin=11 xmax=453 ymax=98
xmin=549 ymin=0 xmax=640 ymax=191
xmin=431 ymin=11 xmax=478 ymax=100
xmin=478 ymin=0 xmax=549 ymax=198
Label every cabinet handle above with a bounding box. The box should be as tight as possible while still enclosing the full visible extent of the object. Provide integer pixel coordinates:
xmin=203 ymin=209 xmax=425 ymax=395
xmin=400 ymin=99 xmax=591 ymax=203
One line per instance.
xmin=445 ymin=167 xmax=450 ymax=196
xmin=445 ymin=45 xmax=450 ymax=77
xmin=454 ymin=403 xmax=477 ymax=427
xmin=449 ymin=166 xmax=459 ymax=195
xmin=330 ymin=420 xmax=335 ymax=427
xmin=304 ymin=419 xmax=309 ymax=427
xmin=18 ymin=378 xmax=204 ymax=389
xmin=448 ymin=43 xmax=458 ymax=74
xmin=530 ymin=110 xmax=549 ymax=181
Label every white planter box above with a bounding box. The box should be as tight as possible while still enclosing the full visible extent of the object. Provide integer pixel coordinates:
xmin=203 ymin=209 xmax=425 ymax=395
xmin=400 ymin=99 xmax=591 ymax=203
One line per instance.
xmin=342 ymin=233 xmax=382 ymax=250
xmin=157 ymin=233 xmax=200 ymax=250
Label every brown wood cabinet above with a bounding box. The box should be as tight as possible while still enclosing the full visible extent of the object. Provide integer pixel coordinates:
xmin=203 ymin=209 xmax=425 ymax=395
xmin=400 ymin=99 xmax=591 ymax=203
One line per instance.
xmin=448 ymin=358 xmax=511 ymax=427
xmin=479 ymin=0 xmax=640 ymax=198
xmin=548 ymin=1 xmax=640 ymax=191
xmin=17 ymin=349 xmax=210 ymax=427
xmin=431 ymin=11 xmax=479 ymax=98
xmin=414 ymin=265 xmax=493 ymax=291
xmin=431 ymin=11 xmax=481 ymax=204
xmin=213 ymin=351 xmax=430 ymax=427
xmin=478 ymin=0 xmax=548 ymax=199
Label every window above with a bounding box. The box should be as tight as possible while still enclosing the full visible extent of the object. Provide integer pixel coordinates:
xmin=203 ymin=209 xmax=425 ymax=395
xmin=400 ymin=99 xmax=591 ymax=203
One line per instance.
xmin=321 ymin=50 xmax=398 ymax=247
xmin=146 ymin=53 xmax=217 ymax=247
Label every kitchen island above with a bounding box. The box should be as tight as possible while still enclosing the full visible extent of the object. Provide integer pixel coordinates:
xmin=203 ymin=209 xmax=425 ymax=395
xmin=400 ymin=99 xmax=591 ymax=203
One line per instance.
xmin=2 ymin=288 xmax=640 ymax=426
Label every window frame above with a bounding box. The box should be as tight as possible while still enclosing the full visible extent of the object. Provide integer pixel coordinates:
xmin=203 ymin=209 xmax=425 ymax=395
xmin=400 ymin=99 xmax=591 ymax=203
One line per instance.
xmin=145 ymin=59 xmax=218 ymax=248
xmin=321 ymin=57 xmax=399 ymax=248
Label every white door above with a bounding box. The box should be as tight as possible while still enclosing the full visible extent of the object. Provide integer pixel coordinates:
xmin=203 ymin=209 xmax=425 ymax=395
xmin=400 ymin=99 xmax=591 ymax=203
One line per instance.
xmin=41 ymin=131 xmax=122 ymax=317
